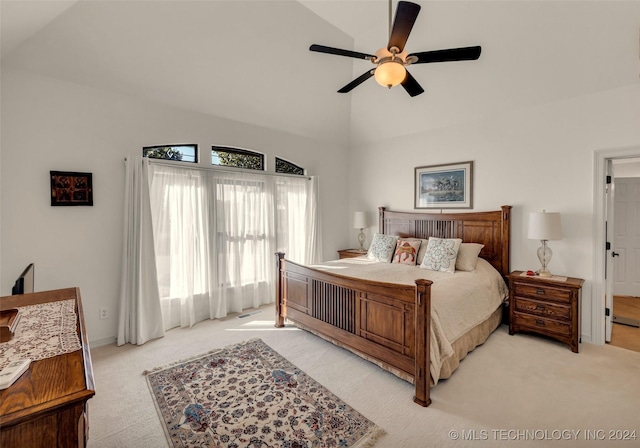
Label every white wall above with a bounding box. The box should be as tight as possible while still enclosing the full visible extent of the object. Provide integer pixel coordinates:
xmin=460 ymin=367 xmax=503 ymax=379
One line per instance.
xmin=349 ymin=83 xmax=640 ymax=344
xmin=0 ymin=68 xmax=350 ymax=345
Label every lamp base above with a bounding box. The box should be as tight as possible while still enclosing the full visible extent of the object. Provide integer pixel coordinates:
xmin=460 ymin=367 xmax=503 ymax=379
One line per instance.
xmin=357 ymin=229 xmax=365 ymax=252
xmin=537 ymin=240 xmax=553 ymax=278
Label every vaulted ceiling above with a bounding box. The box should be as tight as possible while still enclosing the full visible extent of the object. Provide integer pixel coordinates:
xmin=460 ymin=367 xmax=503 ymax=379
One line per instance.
xmin=2 ymin=1 xmax=639 ymax=146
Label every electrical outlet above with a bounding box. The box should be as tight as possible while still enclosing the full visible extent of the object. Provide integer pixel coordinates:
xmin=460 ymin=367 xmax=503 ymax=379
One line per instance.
xmin=99 ymin=307 xmax=109 ymax=320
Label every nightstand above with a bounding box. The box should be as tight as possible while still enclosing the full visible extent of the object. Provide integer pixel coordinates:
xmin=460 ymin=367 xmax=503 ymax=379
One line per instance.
xmin=337 ymin=249 xmax=367 ymax=259
xmin=508 ymin=271 xmax=584 ymax=353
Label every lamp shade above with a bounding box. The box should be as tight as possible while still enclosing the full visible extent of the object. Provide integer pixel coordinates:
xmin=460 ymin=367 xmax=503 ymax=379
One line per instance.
xmin=374 ymin=61 xmax=406 ymax=88
xmin=353 ymin=211 xmax=367 ymax=229
xmin=528 ymin=211 xmax=562 ymax=240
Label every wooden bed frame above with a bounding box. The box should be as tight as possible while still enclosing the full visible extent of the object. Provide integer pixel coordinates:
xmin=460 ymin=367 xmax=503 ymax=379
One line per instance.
xmin=275 ymin=206 xmax=511 ymax=406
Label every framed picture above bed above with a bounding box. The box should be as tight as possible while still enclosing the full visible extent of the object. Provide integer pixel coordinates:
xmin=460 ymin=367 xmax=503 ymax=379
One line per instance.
xmin=414 ymin=161 xmax=473 ymax=209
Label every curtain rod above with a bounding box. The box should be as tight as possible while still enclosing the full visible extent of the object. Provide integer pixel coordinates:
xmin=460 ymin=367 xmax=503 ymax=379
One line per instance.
xmin=124 ymin=157 xmax=311 ymax=180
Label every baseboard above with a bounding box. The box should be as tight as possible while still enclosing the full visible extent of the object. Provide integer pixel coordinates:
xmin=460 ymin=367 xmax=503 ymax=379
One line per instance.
xmin=90 ymin=336 xmax=116 ymax=348
xmin=580 ymin=332 xmax=593 ymax=345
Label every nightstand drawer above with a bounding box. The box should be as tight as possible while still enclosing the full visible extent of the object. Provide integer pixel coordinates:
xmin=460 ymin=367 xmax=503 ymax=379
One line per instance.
xmin=513 ymin=312 xmax=570 ymax=336
xmin=513 ymin=297 xmax=570 ymax=321
xmin=513 ymin=283 xmax=572 ymax=304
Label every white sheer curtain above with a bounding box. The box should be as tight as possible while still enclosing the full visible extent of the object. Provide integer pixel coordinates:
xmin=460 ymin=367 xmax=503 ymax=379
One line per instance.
xmin=275 ymin=176 xmax=322 ymax=264
xmin=149 ymin=165 xmax=315 ymax=330
xmin=212 ymin=171 xmax=275 ymax=316
xmin=148 ymin=165 xmax=214 ymax=329
xmin=117 ymin=156 xmax=165 ymax=346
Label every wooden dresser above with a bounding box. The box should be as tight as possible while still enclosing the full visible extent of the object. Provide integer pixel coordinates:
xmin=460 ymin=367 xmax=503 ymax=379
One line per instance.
xmin=0 ymin=288 xmax=95 ymax=447
xmin=508 ymin=271 xmax=584 ymax=353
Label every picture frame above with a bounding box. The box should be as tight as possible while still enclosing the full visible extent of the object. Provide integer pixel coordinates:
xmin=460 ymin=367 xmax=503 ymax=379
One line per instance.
xmin=50 ymin=171 xmax=93 ymax=206
xmin=414 ymin=161 xmax=473 ymax=209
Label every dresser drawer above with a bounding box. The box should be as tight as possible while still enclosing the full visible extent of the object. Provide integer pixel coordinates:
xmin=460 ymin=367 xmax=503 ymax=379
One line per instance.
xmin=513 ymin=282 xmax=572 ymax=304
xmin=513 ymin=312 xmax=570 ymax=336
xmin=513 ymin=297 xmax=570 ymax=321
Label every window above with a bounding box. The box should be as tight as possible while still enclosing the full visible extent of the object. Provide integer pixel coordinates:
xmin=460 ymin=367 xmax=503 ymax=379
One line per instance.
xmin=215 ymin=177 xmax=271 ymax=287
xmin=148 ymin=165 xmax=319 ymax=330
xmin=275 ymin=157 xmax=305 ymax=176
xmin=143 ymin=144 xmax=197 ymax=163
xmin=211 ymin=146 xmax=264 ymax=171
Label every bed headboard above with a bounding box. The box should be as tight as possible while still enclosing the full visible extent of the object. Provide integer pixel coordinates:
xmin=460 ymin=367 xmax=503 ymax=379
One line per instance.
xmin=379 ymin=206 xmax=511 ymax=277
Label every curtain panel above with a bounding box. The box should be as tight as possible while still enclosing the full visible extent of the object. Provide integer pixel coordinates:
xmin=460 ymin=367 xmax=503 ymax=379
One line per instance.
xmin=275 ymin=175 xmax=322 ymax=265
xmin=117 ymin=156 xmax=165 ymax=346
xmin=147 ymin=164 xmax=320 ymax=330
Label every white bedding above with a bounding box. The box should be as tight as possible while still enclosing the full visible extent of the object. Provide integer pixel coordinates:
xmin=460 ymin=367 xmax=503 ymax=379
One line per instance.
xmin=309 ymin=257 xmax=508 ymax=383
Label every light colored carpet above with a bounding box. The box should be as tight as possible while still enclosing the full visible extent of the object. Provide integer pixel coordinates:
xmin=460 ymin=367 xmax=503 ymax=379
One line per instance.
xmin=88 ymin=304 xmax=640 ymax=447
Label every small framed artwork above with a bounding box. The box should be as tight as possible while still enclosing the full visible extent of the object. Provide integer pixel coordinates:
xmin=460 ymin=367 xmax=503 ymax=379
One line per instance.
xmin=50 ymin=171 xmax=93 ymax=206
xmin=414 ymin=161 xmax=473 ymax=209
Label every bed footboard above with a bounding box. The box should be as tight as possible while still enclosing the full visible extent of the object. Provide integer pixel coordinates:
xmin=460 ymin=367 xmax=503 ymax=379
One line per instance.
xmin=275 ymin=253 xmax=432 ymax=406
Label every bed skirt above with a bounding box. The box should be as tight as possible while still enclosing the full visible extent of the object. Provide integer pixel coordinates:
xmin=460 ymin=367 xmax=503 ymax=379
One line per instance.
xmin=438 ymin=305 xmax=503 ymax=382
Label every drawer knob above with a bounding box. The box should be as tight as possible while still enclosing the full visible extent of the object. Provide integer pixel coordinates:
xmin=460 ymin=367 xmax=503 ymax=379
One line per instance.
xmin=536 ymin=288 xmax=545 ymax=295
xmin=535 ymin=319 xmax=546 ymax=327
xmin=535 ymin=304 xmax=546 ymax=311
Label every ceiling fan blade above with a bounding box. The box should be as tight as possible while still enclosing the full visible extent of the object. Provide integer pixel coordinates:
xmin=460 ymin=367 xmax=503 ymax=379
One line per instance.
xmin=337 ymin=70 xmax=375 ymax=93
xmin=310 ymin=44 xmax=375 ymax=61
xmin=410 ymin=46 xmax=482 ymax=64
xmin=387 ymin=1 xmax=421 ymax=53
xmin=401 ymin=71 xmax=424 ymax=97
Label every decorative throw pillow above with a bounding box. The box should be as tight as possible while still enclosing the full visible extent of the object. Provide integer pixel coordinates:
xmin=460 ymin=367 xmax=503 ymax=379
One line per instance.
xmin=420 ymin=237 xmax=462 ymax=273
xmin=366 ymin=234 xmax=399 ymax=263
xmin=455 ymin=243 xmax=484 ymax=271
xmin=392 ymin=239 xmax=422 ymax=265
xmin=399 ymin=238 xmax=429 ymax=265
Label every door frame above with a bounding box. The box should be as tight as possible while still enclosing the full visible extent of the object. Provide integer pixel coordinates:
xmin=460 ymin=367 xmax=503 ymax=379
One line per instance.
xmin=605 ymin=159 xmax=614 ymax=342
xmin=592 ymin=145 xmax=640 ymax=345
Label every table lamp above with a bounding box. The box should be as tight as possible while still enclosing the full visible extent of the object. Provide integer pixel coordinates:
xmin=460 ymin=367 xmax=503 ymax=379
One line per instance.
xmin=353 ymin=211 xmax=367 ymax=252
xmin=528 ymin=210 xmax=562 ymax=277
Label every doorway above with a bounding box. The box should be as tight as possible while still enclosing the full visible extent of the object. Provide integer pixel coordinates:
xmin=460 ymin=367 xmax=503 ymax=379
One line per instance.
xmin=594 ymin=152 xmax=640 ymax=351
xmin=592 ymin=147 xmax=640 ymax=348
xmin=609 ymin=161 xmax=640 ymax=352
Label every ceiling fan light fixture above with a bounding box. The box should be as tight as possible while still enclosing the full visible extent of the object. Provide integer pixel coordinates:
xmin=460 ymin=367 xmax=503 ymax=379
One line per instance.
xmin=374 ymin=60 xmax=406 ymax=89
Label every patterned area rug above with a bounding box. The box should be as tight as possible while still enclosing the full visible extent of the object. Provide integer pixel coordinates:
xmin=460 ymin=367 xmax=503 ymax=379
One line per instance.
xmin=145 ymin=339 xmax=385 ymax=448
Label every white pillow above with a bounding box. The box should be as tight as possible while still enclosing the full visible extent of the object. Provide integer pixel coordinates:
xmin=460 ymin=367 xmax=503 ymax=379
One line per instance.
xmin=366 ymin=234 xmax=399 ymax=263
xmin=455 ymin=243 xmax=484 ymax=271
xmin=417 ymin=238 xmax=429 ymax=264
xmin=420 ymin=237 xmax=462 ymax=273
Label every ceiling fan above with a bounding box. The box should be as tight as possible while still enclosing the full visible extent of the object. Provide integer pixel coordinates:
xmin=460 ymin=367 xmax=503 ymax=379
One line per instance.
xmin=309 ymin=1 xmax=481 ymax=97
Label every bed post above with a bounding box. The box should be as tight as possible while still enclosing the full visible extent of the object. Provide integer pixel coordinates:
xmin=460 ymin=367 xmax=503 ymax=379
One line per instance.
xmin=275 ymin=252 xmax=285 ymax=328
xmin=413 ymin=278 xmax=433 ymax=407
xmin=500 ymin=205 xmax=512 ymax=277
xmin=378 ymin=206 xmax=387 ymax=233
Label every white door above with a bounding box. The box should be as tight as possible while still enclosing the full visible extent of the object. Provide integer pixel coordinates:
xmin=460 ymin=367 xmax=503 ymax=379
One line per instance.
xmin=613 ymin=178 xmax=640 ymax=297
xmin=605 ymin=160 xmax=615 ymax=342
